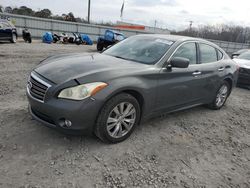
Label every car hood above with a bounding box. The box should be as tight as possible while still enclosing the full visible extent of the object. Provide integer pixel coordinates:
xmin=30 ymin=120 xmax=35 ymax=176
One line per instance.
xmin=233 ymin=58 xmax=250 ymax=69
xmin=35 ymin=53 xmax=148 ymax=84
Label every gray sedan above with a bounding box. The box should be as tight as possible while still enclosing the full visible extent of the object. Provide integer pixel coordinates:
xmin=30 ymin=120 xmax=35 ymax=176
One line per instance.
xmin=27 ymin=35 xmax=238 ymax=143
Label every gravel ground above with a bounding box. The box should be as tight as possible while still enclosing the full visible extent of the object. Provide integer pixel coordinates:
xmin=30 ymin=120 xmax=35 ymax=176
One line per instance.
xmin=0 ymin=41 xmax=249 ymax=188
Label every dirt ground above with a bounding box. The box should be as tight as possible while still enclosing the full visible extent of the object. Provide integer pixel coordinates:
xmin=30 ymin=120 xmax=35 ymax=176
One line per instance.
xmin=0 ymin=41 xmax=249 ymax=188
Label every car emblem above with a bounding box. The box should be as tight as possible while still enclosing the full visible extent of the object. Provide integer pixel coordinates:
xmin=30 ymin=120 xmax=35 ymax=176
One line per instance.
xmin=28 ymin=81 xmax=32 ymax=89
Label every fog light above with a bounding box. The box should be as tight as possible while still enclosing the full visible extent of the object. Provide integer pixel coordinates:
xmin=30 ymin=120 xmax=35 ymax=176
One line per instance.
xmin=65 ymin=120 xmax=72 ymax=127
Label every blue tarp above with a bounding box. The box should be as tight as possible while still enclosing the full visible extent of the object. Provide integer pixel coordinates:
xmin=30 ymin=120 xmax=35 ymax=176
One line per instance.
xmin=104 ymin=30 xmax=125 ymax=42
xmin=42 ymin=32 xmax=53 ymax=44
xmin=80 ymin=34 xmax=93 ymax=45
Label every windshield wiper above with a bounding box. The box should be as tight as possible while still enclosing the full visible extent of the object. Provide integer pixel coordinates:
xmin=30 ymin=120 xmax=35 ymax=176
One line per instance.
xmin=111 ymin=55 xmax=148 ymax=64
xmin=113 ymin=55 xmax=128 ymax=60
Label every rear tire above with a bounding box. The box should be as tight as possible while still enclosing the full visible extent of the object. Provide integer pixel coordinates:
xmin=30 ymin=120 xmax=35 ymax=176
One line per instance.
xmin=207 ymin=81 xmax=230 ymax=110
xmin=97 ymin=42 xmax=104 ymax=51
xmin=95 ymin=93 xmax=140 ymax=143
xmin=28 ymin=37 xmax=32 ymax=43
xmin=10 ymin=33 xmax=17 ymax=43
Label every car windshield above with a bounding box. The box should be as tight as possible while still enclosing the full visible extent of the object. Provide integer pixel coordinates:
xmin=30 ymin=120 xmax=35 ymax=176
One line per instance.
xmin=103 ymin=36 xmax=174 ymax=64
xmin=237 ymin=51 xmax=250 ymax=60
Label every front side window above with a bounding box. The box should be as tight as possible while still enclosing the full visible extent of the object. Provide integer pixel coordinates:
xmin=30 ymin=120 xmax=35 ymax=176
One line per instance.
xmin=103 ymin=36 xmax=173 ymax=65
xmin=199 ymin=43 xmax=217 ymax=63
xmin=171 ymin=42 xmax=197 ymax=64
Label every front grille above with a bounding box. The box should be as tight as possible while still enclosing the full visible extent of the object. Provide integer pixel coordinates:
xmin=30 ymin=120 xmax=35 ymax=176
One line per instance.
xmin=239 ymin=67 xmax=250 ymax=75
xmin=28 ymin=74 xmax=49 ymax=102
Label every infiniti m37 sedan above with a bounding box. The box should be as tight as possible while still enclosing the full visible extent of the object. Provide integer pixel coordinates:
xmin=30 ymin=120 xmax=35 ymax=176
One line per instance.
xmin=27 ymin=35 xmax=238 ymax=143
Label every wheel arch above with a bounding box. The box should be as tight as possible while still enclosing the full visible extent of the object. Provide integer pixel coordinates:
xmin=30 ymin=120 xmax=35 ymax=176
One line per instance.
xmin=101 ymin=88 xmax=146 ymax=123
xmin=223 ymin=77 xmax=233 ymax=94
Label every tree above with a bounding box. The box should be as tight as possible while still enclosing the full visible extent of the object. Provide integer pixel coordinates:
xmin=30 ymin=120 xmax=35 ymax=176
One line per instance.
xmin=64 ymin=12 xmax=76 ymax=22
xmin=4 ymin=6 xmax=12 ymax=13
xmin=34 ymin=9 xmax=52 ymax=18
xmin=12 ymin=6 xmax=33 ymax=16
xmin=171 ymin=24 xmax=250 ymax=43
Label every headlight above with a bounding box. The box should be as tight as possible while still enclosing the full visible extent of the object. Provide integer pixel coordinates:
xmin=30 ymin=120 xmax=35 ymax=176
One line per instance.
xmin=58 ymin=82 xmax=108 ymax=100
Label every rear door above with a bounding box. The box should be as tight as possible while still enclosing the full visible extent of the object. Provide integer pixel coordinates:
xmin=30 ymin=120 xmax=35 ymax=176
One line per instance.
xmin=197 ymin=43 xmax=225 ymax=102
xmin=156 ymin=42 xmax=207 ymax=111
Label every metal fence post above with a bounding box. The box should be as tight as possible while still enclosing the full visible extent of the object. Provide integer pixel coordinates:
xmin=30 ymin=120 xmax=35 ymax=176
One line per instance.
xmin=51 ymin=20 xmax=53 ymax=33
xmin=24 ymin=17 xmax=27 ymax=28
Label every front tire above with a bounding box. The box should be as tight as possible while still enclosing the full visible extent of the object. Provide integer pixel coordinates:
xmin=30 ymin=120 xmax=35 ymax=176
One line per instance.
xmin=95 ymin=93 xmax=140 ymax=143
xmin=10 ymin=33 xmax=17 ymax=43
xmin=207 ymin=81 xmax=230 ymax=110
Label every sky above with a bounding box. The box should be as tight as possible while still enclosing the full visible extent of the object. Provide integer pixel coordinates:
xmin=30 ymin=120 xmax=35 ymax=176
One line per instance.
xmin=1 ymin=0 xmax=250 ymax=30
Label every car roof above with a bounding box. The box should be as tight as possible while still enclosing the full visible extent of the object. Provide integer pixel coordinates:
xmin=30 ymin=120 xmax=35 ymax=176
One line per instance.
xmin=136 ymin=34 xmax=209 ymax=43
xmin=135 ymin=34 xmax=226 ymax=52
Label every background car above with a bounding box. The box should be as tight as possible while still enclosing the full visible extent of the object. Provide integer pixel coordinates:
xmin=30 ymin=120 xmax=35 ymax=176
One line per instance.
xmin=97 ymin=29 xmax=125 ymax=51
xmin=233 ymin=50 xmax=250 ymax=89
xmin=231 ymin=49 xmax=249 ymax=59
xmin=0 ymin=19 xmax=18 ymax=43
xmin=27 ymin=35 xmax=238 ymax=143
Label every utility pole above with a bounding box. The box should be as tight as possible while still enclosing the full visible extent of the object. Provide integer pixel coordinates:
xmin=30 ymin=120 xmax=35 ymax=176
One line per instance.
xmin=189 ymin=21 xmax=193 ymax=31
xmin=87 ymin=0 xmax=91 ymax=23
xmin=154 ymin=20 xmax=157 ymax=32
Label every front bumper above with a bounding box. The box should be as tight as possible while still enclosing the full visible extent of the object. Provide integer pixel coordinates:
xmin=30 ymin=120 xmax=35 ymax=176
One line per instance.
xmin=27 ymin=88 xmax=103 ymax=134
xmin=237 ymin=68 xmax=250 ymax=89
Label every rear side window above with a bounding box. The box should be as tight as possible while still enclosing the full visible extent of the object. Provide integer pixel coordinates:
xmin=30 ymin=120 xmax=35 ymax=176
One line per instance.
xmin=172 ymin=42 xmax=197 ymax=64
xmin=199 ymin=43 xmax=217 ymax=63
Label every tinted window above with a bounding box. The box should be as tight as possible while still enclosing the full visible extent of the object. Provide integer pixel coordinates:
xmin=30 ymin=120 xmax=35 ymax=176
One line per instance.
xmin=172 ymin=42 xmax=197 ymax=64
xmin=217 ymin=50 xmax=223 ymax=60
xmin=200 ymin=43 xmax=217 ymax=63
xmin=104 ymin=36 xmax=173 ymax=65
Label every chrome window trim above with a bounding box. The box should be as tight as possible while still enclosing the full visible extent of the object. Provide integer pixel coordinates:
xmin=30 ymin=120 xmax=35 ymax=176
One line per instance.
xmin=167 ymin=41 xmax=199 ymax=65
xmin=198 ymin=42 xmax=225 ymax=62
xmin=166 ymin=41 xmax=225 ymax=66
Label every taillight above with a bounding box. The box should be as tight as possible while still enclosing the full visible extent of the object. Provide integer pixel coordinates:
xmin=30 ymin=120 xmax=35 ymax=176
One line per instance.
xmin=232 ymin=60 xmax=240 ymax=71
xmin=236 ymin=64 xmax=240 ymax=71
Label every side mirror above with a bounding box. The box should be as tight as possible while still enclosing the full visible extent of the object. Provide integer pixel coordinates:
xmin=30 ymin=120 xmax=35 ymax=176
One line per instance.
xmin=170 ymin=57 xmax=190 ymax=68
xmin=231 ymin=54 xmax=238 ymax=59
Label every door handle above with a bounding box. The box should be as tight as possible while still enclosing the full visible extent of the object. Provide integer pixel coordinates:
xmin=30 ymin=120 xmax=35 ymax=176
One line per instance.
xmin=218 ymin=67 xmax=225 ymax=71
xmin=192 ymin=71 xmax=202 ymax=76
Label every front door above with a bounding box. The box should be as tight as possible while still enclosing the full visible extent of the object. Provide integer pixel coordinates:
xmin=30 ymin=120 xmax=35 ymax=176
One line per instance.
xmin=156 ymin=42 xmax=206 ymax=111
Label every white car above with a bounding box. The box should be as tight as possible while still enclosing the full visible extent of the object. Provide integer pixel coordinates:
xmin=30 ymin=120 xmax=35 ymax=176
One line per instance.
xmin=233 ymin=50 xmax=250 ymax=89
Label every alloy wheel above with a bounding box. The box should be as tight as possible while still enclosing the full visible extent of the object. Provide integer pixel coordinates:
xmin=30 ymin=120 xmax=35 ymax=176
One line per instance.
xmin=106 ymin=102 xmax=136 ymax=139
xmin=215 ymin=84 xmax=228 ymax=107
